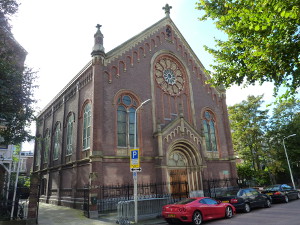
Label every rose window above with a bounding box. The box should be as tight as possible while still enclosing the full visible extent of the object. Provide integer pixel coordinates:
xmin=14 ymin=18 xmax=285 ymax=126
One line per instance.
xmin=155 ymin=57 xmax=185 ymax=96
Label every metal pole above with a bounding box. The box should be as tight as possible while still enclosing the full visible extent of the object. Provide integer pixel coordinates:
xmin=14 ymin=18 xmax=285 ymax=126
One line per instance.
xmin=11 ymin=144 xmax=22 ymax=220
xmin=133 ymin=99 xmax=151 ymax=224
xmin=283 ymin=134 xmax=296 ymax=190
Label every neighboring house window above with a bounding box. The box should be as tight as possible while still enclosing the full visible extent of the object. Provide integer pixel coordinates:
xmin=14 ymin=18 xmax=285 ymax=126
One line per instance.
xmin=83 ymin=103 xmax=91 ymax=150
xmin=203 ymin=110 xmax=218 ymax=152
xmin=53 ymin=123 xmax=61 ymax=160
xmin=66 ymin=113 xmax=75 ymax=155
xmin=44 ymin=130 xmax=50 ymax=163
xmin=117 ymin=94 xmax=137 ymax=147
xmin=0 ymin=135 xmax=8 ymax=149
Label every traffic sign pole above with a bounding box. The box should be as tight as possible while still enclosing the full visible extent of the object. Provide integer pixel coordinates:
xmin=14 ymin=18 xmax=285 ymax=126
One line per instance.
xmin=132 ymin=99 xmax=151 ymax=224
xmin=134 ymin=172 xmax=138 ymax=223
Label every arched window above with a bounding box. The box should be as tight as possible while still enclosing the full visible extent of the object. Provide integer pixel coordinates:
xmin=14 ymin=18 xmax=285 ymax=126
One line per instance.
xmin=203 ymin=110 xmax=218 ymax=152
xmin=35 ymin=137 xmax=41 ymax=166
xmin=66 ymin=113 xmax=75 ymax=155
xmin=117 ymin=94 xmax=138 ymax=147
xmin=44 ymin=129 xmax=50 ymax=163
xmin=83 ymin=103 xmax=91 ymax=150
xmin=53 ymin=123 xmax=61 ymax=160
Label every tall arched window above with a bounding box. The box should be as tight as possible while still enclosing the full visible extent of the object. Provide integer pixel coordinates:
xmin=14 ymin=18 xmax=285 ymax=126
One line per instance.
xmin=117 ymin=94 xmax=138 ymax=147
xmin=35 ymin=137 xmax=41 ymax=166
xmin=83 ymin=103 xmax=91 ymax=150
xmin=66 ymin=113 xmax=75 ymax=155
xmin=203 ymin=110 xmax=218 ymax=152
xmin=44 ymin=129 xmax=50 ymax=163
xmin=53 ymin=123 xmax=61 ymax=160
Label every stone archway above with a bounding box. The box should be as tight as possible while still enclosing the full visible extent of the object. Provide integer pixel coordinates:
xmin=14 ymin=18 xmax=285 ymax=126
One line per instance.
xmin=167 ymin=141 xmax=203 ymax=198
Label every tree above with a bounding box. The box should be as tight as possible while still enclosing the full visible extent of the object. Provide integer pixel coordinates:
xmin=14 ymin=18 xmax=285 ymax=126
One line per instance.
xmin=196 ymin=0 xmax=300 ymax=97
xmin=266 ymin=99 xmax=300 ymax=183
xmin=0 ymin=0 xmax=37 ymax=144
xmin=229 ymin=95 xmax=269 ymax=171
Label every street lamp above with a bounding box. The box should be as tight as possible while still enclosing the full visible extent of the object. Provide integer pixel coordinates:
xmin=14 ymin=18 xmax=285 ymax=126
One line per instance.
xmin=133 ymin=98 xmax=151 ymax=224
xmin=134 ymin=99 xmax=151 ymax=149
xmin=282 ymin=134 xmax=296 ymax=189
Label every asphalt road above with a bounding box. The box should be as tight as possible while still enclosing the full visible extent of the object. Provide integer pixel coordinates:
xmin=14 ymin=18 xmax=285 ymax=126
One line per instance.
xmin=158 ymin=199 xmax=300 ymax=225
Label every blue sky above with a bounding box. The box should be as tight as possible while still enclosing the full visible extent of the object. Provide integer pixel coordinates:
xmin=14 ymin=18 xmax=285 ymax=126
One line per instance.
xmin=10 ymin=0 xmax=277 ymax=150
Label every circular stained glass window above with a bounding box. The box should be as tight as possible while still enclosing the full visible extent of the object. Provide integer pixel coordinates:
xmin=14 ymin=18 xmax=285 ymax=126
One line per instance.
xmin=155 ymin=56 xmax=185 ymax=96
xmin=163 ymin=69 xmax=176 ymax=85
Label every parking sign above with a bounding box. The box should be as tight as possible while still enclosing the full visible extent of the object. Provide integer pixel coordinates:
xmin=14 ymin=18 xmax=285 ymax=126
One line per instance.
xmin=130 ymin=149 xmax=140 ymax=168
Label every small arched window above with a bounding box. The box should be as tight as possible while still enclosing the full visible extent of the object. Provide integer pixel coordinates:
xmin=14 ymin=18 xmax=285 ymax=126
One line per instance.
xmin=83 ymin=103 xmax=91 ymax=150
xmin=66 ymin=113 xmax=75 ymax=155
xmin=53 ymin=123 xmax=61 ymax=160
xmin=117 ymin=94 xmax=138 ymax=147
xmin=203 ymin=110 xmax=218 ymax=152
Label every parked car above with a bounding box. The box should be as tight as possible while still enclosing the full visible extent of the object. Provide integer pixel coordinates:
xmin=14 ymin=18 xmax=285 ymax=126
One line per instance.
xmin=215 ymin=187 xmax=271 ymax=213
xmin=162 ymin=197 xmax=235 ymax=225
xmin=261 ymin=184 xmax=300 ymax=203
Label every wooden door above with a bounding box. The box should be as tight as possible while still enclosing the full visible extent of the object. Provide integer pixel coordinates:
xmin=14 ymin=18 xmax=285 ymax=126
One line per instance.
xmin=169 ymin=169 xmax=189 ymax=199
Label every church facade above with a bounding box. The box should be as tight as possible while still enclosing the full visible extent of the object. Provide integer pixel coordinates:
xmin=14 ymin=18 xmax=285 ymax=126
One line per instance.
xmin=31 ymin=5 xmax=237 ymax=217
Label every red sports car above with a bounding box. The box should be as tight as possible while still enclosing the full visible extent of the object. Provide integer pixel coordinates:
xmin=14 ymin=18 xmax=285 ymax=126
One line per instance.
xmin=162 ymin=197 xmax=236 ymax=225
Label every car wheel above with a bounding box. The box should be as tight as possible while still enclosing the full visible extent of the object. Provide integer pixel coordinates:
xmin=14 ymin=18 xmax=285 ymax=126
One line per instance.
xmin=225 ymin=206 xmax=233 ymax=218
xmin=284 ymin=195 xmax=289 ymax=203
xmin=165 ymin=219 xmax=173 ymax=224
xmin=244 ymin=203 xmax=251 ymax=213
xmin=192 ymin=211 xmax=202 ymax=225
xmin=264 ymin=199 xmax=271 ymax=208
xmin=297 ymin=193 xmax=300 ymax=199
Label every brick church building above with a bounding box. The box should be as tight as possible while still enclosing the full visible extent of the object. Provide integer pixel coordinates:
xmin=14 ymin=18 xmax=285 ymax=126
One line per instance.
xmin=29 ymin=4 xmax=237 ymax=219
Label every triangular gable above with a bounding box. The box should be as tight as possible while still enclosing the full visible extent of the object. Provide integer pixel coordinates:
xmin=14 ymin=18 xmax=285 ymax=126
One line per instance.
xmin=102 ymin=15 xmax=225 ymax=99
xmin=159 ymin=115 xmax=203 ymax=148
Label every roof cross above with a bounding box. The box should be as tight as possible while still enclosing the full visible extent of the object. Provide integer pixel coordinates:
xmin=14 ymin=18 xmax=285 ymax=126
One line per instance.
xmin=163 ymin=3 xmax=172 ymax=17
xmin=96 ymin=24 xmax=102 ymax=30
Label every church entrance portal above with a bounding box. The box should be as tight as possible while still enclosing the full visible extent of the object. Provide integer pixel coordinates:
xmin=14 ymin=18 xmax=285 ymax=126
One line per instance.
xmin=167 ymin=142 xmax=203 ymax=199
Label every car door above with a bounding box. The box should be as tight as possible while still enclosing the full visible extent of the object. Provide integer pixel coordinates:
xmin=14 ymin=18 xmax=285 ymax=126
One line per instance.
xmin=251 ymin=189 xmax=265 ymax=207
xmin=199 ymin=198 xmax=212 ymax=219
xmin=243 ymin=189 xmax=256 ymax=207
xmin=205 ymin=198 xmax=224 ymax=219
xmin=199 ymin=198 xmax=223 ymax=219
xmin=282 ymin=184 xmax=297 ymax=199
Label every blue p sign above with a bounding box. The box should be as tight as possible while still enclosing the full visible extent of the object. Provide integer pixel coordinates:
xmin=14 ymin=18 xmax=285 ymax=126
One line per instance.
xmin=130 ymin=149 xmax=140 ymax=168
xmin=132 ymin=150 xmax=138 ymax=159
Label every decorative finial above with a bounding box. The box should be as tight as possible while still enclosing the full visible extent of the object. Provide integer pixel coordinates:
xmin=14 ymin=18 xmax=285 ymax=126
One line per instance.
xmin=91 ymin=24 xmax=105 ymax=57
xmin=163 ymin=3 xmax=172 ymax=17
xmin=96 ymin=24 xmax=102 ymax=30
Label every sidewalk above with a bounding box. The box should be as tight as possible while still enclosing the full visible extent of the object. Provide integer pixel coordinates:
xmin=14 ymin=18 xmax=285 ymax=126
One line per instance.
xmin=36 ymin=203 xmax=165 ymax=225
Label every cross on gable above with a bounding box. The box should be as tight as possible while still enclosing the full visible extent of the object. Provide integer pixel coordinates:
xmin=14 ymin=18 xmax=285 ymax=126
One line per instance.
xmin=96 ymin=24 xmax=102 ymax=30
xmin=163 ymin=4 xmax=172 ymax=16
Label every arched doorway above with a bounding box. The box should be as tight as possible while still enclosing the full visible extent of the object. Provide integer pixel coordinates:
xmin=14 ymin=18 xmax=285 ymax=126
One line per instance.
xmin=167 ymin=141 xmax=203 ymax=199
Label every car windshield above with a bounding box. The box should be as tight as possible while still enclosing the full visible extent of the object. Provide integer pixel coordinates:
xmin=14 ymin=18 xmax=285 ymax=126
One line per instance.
xmin=264 ymin=185 xmax=280 ymax=191
xmin=220 ymin=189 xmax=239 ymax=197
xmin=174 ymin=198 xmax=196 ymax=205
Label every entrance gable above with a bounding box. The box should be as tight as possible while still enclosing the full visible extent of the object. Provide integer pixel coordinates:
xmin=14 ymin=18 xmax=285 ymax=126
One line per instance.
xmin=160 ymin=115 xmax=202 ymax=149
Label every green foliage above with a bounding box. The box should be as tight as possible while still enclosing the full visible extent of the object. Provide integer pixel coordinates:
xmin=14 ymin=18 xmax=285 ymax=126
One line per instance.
xmin=266 ymin=99 xmax=300 ymax=181
xmin=228 ymin=95 xmax=269 ymax=171
xmin=0 ymin=0 xmax=19 ymax=16
xmin=196 ymin=0 xmax=300 ymax=97
xmin=236 ymin=163 xmax=254 ymax=180
xmin=12 ymin=144 xmax=20 ymax=161
xmin=230 ymin=95 xmax=300 ymax=184
xmin=0 ymin=0 xmax=37 ymax=144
